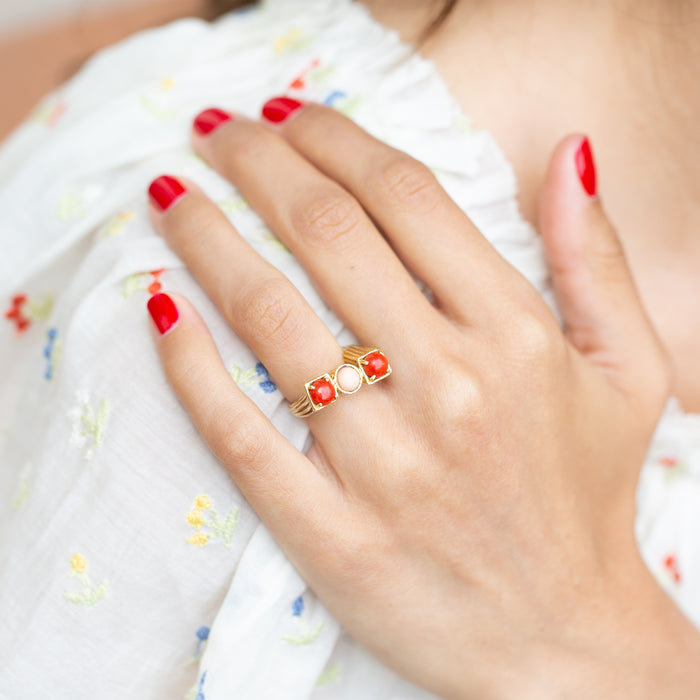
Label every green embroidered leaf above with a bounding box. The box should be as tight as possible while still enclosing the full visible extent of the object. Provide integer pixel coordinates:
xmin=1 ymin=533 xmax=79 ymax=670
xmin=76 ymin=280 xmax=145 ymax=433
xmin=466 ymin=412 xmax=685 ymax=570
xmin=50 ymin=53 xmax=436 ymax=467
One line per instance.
xmin=123 ymin=273 xmax=148 ymax=298
xmin=228 ymin=363 xmax=258 ymax=386
xmin=95 ymin=400 xmax=109 ymax=447
xmin=57 ymin=189 xmax=85 ymax=221
xmin=316 ymin=663 xmax=341 ymax=686
xmin=26 ymin=295 xmax=54 ymax=321
xmin=11 ymin=478 xmax=30 ymax=510
xmin=138 ymin=95 xmax=178 ymax=121
xmin=261 ymin=230 xmax=291 ymax=254
xmin=64 ymin=579 xmax=109 ymax=607
xmin=335 ymin=96 xmax=361 ymax=118
xmin=218 ymin=195 xmax=249 ymax=215
xmin=281 ymin=622 xmax=324 ymax=646
xmin=219 ymin=507 xmax=239 ymax=549
xmin=310 ymin=64 xmax=335 ymax=84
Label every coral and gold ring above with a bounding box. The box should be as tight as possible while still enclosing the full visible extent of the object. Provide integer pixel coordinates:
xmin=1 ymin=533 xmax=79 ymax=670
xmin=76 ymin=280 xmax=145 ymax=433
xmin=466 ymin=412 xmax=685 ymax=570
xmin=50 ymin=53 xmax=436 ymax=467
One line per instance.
xmin=288 ymin=346 xmax=392 ymax=418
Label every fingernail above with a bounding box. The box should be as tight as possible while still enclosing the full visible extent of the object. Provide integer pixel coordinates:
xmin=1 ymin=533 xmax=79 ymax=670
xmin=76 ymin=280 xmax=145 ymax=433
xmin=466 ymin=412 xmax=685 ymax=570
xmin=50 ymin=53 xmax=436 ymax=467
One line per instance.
xmin=574 ymin=137 xmax=597 ymax=197
xmin=261 ymin=96 xmax=303 ymax=124
xmin=193 ymin=107 xmax=233 ymax=136
xmin=148 ymin=175 xmax=187 ymax=212
xmin=147 ymin=293 xmax=179 ymax=335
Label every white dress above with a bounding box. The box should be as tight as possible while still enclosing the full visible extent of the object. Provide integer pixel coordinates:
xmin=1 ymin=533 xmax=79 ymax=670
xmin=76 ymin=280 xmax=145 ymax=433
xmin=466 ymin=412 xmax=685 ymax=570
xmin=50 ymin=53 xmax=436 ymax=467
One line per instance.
xmin=1 ymin=0 xmax=698 ymax=697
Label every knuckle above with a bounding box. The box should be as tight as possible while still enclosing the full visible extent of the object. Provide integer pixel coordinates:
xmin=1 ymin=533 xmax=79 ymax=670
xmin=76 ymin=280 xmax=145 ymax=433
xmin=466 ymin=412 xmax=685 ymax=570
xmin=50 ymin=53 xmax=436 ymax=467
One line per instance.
xmin=214 ymin=410 xmax=271 ymax=471
xmin=375 ymin=155 xmax=442 ymax=214
xmin=419 ymin=354 xmax=489 ymax=434
xmin=237 ymin=278 xmax=305 ymax=349
xmin=444 ymin=374 xmax=490 ymax=437
xmin=291 ymin=189 xmax=363 ymax=248
xmin=510 ymin=311 xmax=563 ymax=363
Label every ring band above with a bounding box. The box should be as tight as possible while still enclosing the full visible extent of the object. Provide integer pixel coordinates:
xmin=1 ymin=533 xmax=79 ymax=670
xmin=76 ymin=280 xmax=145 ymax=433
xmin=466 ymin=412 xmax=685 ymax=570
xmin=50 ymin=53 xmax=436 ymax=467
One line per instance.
xmin=288 ymin=346 xmax=391 ymax=418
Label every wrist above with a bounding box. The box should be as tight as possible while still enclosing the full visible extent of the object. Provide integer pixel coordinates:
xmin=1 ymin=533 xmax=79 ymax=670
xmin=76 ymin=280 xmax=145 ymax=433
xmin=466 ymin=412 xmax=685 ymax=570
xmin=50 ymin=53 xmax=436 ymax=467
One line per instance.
xmin=523 ymin=563 xmax=700 ymax=700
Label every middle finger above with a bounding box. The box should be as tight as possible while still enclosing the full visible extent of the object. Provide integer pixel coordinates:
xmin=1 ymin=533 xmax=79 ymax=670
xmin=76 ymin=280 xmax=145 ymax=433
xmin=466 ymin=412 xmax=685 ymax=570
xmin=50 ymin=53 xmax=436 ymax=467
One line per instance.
xmin=191 ymin=111 xmax=438 ymax=359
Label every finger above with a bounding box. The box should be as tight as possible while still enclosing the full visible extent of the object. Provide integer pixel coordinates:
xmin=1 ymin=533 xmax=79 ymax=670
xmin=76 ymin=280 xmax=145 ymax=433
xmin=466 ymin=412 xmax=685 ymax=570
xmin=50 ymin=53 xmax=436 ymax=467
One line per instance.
xmin=147 ymin=174 xmax=343 ymax=403
xmin=259 ymin=97 xmax=523 ymax=326
xmin=189 ymin=108 xmax=437 ymax=355
xmin=146 ymin=291 xmax=345 ymax=545
xmin=537 ymin=134 xmax=671 ymax=410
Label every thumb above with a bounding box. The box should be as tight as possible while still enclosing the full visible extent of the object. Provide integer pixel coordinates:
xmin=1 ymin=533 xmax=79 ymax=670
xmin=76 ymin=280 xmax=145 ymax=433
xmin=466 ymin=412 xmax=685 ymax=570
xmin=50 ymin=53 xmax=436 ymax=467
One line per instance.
xmin=538 ymin=134 xmax=671 ymax=410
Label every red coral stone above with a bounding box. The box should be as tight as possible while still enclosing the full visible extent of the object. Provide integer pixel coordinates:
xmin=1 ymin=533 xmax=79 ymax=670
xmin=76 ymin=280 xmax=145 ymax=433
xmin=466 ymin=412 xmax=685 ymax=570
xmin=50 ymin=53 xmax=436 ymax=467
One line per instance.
xmin=363 ymin=352 xmax=389 ymax=380
xmin=308 ymin=378 xmax=336 ymax=407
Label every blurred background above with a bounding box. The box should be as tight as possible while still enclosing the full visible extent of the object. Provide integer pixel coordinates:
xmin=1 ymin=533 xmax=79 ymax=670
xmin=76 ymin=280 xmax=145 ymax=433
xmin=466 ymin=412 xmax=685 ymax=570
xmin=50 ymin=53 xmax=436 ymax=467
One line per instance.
xmin=0 ymin=0 xmax=212 ymax=144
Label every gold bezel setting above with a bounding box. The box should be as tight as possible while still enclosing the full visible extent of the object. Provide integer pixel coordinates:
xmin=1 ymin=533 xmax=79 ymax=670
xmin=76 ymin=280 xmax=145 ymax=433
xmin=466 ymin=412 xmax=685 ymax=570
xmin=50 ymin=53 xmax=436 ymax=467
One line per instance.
xmin=305 ymin=372 xmax=338 ymax=410
xmin=342 ymin=346 xmax=392 ymax=385
xmin=332 ymin=363 xmax=363 ymax=395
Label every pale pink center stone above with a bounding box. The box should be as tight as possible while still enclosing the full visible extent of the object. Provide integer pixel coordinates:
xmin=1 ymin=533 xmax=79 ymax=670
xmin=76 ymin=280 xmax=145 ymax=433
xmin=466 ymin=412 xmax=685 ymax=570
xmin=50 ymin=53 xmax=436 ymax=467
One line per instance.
xmin=336 ymin=364 xmax=362 ymax=393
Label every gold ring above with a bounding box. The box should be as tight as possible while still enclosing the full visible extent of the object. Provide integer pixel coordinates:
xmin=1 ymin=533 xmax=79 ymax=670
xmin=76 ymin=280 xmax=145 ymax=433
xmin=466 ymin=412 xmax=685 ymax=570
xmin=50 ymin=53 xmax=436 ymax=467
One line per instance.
xmin=288 ymin=346 xmax=391 ymax=418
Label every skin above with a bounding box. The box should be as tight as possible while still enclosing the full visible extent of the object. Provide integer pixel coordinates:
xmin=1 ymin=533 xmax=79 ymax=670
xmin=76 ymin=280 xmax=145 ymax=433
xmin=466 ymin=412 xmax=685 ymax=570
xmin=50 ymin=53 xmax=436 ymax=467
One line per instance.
xmin=361 ymin=0 xmax=700 ymax=412
xmin=147 ymin=100 xmax=700 ymax=696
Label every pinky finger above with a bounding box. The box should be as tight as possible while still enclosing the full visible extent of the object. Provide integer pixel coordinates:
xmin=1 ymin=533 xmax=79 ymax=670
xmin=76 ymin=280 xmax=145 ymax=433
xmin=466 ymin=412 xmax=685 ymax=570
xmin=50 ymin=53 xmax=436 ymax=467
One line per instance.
xmin=146 ymin=291 xmax=342 ymax=548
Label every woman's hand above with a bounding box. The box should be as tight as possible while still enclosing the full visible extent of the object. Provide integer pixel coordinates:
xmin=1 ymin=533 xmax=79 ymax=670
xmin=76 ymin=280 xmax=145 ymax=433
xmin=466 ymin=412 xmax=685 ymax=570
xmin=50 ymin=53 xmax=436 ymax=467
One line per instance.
xmin=146 ymin=99 xmax=700 ymax=699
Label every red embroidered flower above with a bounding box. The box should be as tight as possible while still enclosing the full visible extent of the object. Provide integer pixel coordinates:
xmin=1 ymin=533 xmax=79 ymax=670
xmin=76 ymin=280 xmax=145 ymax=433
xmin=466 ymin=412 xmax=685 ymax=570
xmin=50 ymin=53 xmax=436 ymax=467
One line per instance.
xmin=663 ymin=554 xmax=681 ymax=584
xmin=4 ymin=294 xmax=30 ymax=334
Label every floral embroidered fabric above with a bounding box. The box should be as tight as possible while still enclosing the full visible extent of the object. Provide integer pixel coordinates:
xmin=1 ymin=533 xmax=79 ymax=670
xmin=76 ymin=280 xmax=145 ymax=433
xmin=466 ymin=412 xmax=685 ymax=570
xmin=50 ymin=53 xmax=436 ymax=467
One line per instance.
xmin=0 ymin=0 xmax=698 ymax=697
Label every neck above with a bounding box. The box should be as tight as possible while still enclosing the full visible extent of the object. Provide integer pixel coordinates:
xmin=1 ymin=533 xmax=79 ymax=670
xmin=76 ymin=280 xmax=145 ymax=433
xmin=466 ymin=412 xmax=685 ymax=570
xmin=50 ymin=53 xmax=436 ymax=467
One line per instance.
xmin=361 ymin=0 xmax=700 ymax=233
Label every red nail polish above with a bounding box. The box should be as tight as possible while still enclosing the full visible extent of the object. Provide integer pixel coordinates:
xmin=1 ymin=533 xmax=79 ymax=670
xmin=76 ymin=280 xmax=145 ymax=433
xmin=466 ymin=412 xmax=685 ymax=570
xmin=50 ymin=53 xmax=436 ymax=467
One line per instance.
xmin=149 ymin=175 xmax=186 ymax=211
xmin=575 ymin=137 xmax=597 ymax=197
xmin=261 ymin=96 xmax=303 ymax=124
xmin=193 ymin=107 xmax=233 ymax=136
xmin=147 ymin=293 xmax=179 ymax=335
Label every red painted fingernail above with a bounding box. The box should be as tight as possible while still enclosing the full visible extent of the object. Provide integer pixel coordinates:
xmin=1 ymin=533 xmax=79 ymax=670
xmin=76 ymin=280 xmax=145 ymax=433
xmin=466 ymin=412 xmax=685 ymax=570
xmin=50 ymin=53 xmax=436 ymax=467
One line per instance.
xmin=147 ymin=293 xmax=179 ymax=335
xmin=575 ymin=137 xmax=597 ymax=197
xmin=193 ymin=107 xmax=233 ymax=136
xmin=261 ymin=96 xmax=303 ymax=124
xmin=148 ymin=175 xmax=187 ymax=211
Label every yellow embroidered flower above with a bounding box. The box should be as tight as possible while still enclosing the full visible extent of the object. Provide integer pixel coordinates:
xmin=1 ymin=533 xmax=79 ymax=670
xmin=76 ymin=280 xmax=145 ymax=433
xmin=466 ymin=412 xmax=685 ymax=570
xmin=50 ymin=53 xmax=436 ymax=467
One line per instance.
xmin=70 ymin=553 xmax=86 ymax=574
xmin=194 ymin=494 xmax=211 ymax=510
xmin=186 ymin=532 xmax=209 ymax=547
xmin=186 ymin=509 xmax=204 ymax=528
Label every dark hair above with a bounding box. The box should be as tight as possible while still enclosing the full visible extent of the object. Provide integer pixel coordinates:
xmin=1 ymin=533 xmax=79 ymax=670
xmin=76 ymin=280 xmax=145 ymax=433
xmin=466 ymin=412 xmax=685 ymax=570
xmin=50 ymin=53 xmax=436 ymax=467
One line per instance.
xmin=206 ymin=0 xmax=458 ymax=41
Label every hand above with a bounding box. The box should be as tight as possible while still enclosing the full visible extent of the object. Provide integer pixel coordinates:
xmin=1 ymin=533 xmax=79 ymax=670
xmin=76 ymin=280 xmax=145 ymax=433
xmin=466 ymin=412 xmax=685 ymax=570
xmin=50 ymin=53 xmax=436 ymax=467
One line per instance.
xmin=145 ymin=100 xmax=700 ymax=698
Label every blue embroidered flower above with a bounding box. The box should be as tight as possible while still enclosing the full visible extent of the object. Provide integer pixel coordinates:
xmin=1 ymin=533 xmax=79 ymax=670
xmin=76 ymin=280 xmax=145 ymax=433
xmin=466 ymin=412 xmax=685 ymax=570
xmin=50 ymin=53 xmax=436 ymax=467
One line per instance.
xmin=43 ymin=327 xmax=58 ymax=380
xmin=195 ymin=626 xmax=210 ymax=659
xmin=323 ymin=90 xmax=347 ymax=107
xmin=195 ymin=670 xmax=207 ymax=700
xmin=256 ymin=362 xmax=277 ymax=393
xmin=292 ymin=595 xmax=304 ymax=617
